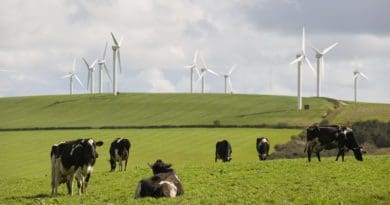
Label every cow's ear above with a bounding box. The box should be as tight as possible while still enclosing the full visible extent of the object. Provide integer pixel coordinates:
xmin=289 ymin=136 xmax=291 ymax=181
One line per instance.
xmin=96 ymin=141 xmax=104 ymax=146
xmin=165 ymin=163 xmax=172 ymax=168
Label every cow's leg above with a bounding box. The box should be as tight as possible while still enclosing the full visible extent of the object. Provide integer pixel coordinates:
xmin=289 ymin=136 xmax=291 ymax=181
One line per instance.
xmin=215 ymin=152 xmax=217 ymax=162
xmin=307 ymin=146 xmax=312 ymax=162
xmin=119 ymin=157 xmax=122 ymax=171
xmin=84 ymin=173 xmax=91 ymax=194
xmin=316 ymin=152 xmax=321 ymax=162
xmin=341 ymin=151 xmax=345 ymax=162
xmin=336 ymin=150 xmax=341 ymax=161
xmin=76 ymin=174 xmax=83 ymax=195
xmin=124 ymin=158 xmax=128 ymax=171
xmin=66 ymin=175 xmax=74 ymax=195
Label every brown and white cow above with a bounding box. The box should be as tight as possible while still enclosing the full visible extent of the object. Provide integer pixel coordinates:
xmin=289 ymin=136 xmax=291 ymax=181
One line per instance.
xmin=134 ymin=159 xmax=184 ymax=198
xmin=50 ymin=138 xmax=103 ymax=196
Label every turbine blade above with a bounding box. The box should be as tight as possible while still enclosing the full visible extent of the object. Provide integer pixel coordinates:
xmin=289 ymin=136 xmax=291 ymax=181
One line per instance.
xmin=72 ymin=58 xmax=76 ymax=73
xmin=200 ymin=55 xmax=208 ymax=69
xmin=290 ymin=55 xmax=304 ymax=65
xmin=311 ymin=45 xmax=322 ymax=54
xmin=193 ymin=50 xmax=198 ymax=63
xmin=111 ymin=32 xmax=119 ymax=46
xmin=302 ymin=27 xmax=306 ymax=54
xmin=91 ymin=59 xmax=98 ymax=68
xmin=117 ymin=50 xmax=122 ymax=73
xmin=228 ymin=65 xmax=236 ymax=75
xmin=321 ymin=57 xmax=325 ymax=80
xmin=322 ymin=42 xmax=339 ymax=54
xmin=102 ymin=41 xmax=108 ymax=59
xmin=62 ymin=74 xmax=72 ymax=79
xmin=228 ymin=77 xmax=233 ymax=92
xmin=103 ymin=63 xmax=112 ymax=82
xmin=196 ymin=71 xmax=205 ymax=84
xmin=74 ymin=75 xmax=85 ymax=88
xmin=82 ymin=58 xmax=89 ymax=68
xmin=304 ymin=56 xmax=316 ymax=74
xmin=359 ymin=72 xmax=368 ymax=80
xmin=119 ymin=36 xmax=123 ymax=46
xmin=194 ymin=67 xmax=201 ymax=78
xmin=207 ymin=68 xmax=219 ymax=76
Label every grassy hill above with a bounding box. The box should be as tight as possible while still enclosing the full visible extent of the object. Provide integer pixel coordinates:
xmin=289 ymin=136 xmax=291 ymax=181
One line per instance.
xmin=0 ymin=93 xmax=388 ymax=129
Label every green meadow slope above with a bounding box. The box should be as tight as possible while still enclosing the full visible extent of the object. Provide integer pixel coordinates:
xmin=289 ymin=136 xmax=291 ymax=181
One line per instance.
xmin=0 ymin=93 xmax=388 ymax=129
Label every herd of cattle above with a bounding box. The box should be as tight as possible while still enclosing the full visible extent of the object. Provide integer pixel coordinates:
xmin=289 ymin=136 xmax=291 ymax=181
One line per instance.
xmin=50 ymin=124 xmax=364 ymax=198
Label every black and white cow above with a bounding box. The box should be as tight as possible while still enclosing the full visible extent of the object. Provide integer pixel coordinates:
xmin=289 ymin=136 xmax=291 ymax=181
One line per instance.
xmin=109 ymin=138 xmax=131 ymax=171
xmin=256 ymin=137 xmax=270 ymax=160
xmin=134 ymin=159 xmax=184 ymax=198
xmin=50 ymin=138 xmax=103 ymax=196
xmin=305 ymin=125 xmax=363 ymax=162
xmin=215 ymin=140 xmax=232 ymax=162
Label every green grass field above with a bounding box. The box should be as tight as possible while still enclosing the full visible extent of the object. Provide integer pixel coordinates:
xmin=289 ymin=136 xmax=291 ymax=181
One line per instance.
xmin=0 ymin=93 xmax=337 ymax=129
xmin=0 ymin=129 xmax=389 ymax=204
xmin=332 ymin=102 xmax=390 ymax=124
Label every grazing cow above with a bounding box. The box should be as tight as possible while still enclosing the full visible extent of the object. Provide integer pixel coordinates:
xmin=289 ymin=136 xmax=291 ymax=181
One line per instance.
xmin=305 ymin=125 xmax=363 ymax=162
xmin=256 ymin=137 xmax=270 ymax=160
xmin=109 ymin=138 xmax=131 ymax=171
xmin=134 ymin=159 xmax=184 ymax=198
xmin=215 ymin=140 xmax=232 ymax=162
xmin=50 ymin=138 xmax=103 ymax=196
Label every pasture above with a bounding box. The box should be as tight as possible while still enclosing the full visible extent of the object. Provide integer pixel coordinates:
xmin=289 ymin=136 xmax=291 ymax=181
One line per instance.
xmin=0 ymin=93 xmax=337 ymax=128
xmin=1 ymin=128 xmax=389 ymax=204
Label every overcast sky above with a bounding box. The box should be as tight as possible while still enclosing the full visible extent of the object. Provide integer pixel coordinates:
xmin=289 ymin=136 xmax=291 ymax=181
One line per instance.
xmin=0 ymin=0 xmax=389 ymax=103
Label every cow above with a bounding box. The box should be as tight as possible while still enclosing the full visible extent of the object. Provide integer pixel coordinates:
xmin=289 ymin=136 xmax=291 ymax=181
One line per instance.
xmin=50 ymin=138 xmax=103 ymax=196
xmin=109 ymin=138 xmax=131 ymax=171
xmin=134 ymin=159 xmax=184 ymax=198
xmin=215 ymin=140 xmax=232 ymax=162
xmin=256 ymin=137 xmax=270 ymax=160
xmin=305 ymin=125 xmax=363 ymax=162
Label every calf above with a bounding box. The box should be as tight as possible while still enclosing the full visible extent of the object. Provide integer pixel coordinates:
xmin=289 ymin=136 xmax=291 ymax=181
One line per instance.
xmin=256 ymin=137 xmax=270 ymax=160
xmin=109 ymin=138 xmax=131 ymax=171
xmin=50 ymin=138 xmax=103 ymax=196
xmin=305 ymin=125 xmax=363 ymax=162
xmin=215 ymin=140 xmax=232 ymax=162
xmin=134 ymin=159 xmax=184 ymax=198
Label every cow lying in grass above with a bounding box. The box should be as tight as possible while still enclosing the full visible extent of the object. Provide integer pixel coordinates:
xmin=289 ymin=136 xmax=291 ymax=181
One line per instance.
xmin=134 ymin=159 xmax=184 ymax=198
xmin=51 ymin=138 xmax=103 ymax=196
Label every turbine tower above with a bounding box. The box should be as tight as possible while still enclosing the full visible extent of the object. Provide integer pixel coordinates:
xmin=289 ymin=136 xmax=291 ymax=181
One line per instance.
xmin=111 ymin=32 xmax=123 ymax=96
xmin=311 ymin=42 xmax=338 ymax=97
xmin=221 ymin=65 xmax=236 ymax=94
xmin=97 ymin=42 xmax=112 ymax=93
xmin=353 ymin=70 xmax=368 ymax=103
xmin=82 ymin=58 xmax=98 ymax=94
xmin=185 ymin=50 xmax=200 ymax=93
xmin=62 ymin=58 xmax=84 ymax=95
xmin=197 ymin=55 xmax=219 ymax=93
xmin=290 ymin=27 xmax=316 ymax=110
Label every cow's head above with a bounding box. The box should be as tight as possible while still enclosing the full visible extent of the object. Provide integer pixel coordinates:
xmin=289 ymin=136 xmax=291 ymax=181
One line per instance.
xmin=342 ymin=129 xmax=363 ymax=161
xmin=306 ymin=125 xmax=320 ymax=140
xmin=149 ymin=159 xmax=173 ymax=175
xmin=109 ymin=159 xmax=116 ymax=171
xmin=80 ymin=139 xmax=104 ymax=165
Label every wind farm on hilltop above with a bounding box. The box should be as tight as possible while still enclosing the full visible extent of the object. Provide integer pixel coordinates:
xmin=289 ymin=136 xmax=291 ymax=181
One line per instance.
xmin=53 ymin=27 xmax=373 ymax=110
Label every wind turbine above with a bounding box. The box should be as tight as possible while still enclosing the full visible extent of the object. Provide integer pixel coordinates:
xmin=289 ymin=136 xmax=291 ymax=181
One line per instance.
xmin=311 ymin=42 xmax=338 ymax=97
xmin=185 ymin=50 xmax=200 ymax=93
xmin=82 ymin=58 xmax=98 ymax=94
xmin=353 ymin=70 xmax=368 ymax=103
xmin=62 ymin=58 xmax=84 ymax=95
xmin=97 ymin=42 xmax=112 ymax=93
xmin=197 ymin=55 xmax=219 ymax=93
xmin=290 ymin=27 xmax=316 ymax=110
xmin=111 ymin=32 xmax=123 ymax=96
xmin=220 ymin=65 xmax=236 ymax=94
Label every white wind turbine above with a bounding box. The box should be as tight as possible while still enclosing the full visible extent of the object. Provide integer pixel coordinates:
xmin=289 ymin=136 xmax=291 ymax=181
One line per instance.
xmin=185 ymin=50 xmax=200 ymax=93
xmin=97 ymin=42 xmax=112 ymax=93
xmin=82 ymin=58 xmax=98 ymax=94
xmin=311 ymin=42 xmax=338 ymax=97
xmin=62 ymin=58 xmax=84 ymax=95
xmin=353 ymin=70 xmax=368 ymax=103
xmin=197 ymin=55 xmax=219 ymax=93
xmin=290 ymin=27 xmax=316 ymax=110
xmin=220 ymin=65 xmax=236 ymax=94
xmin=111 ymin=32 xmax=123 ymax=96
